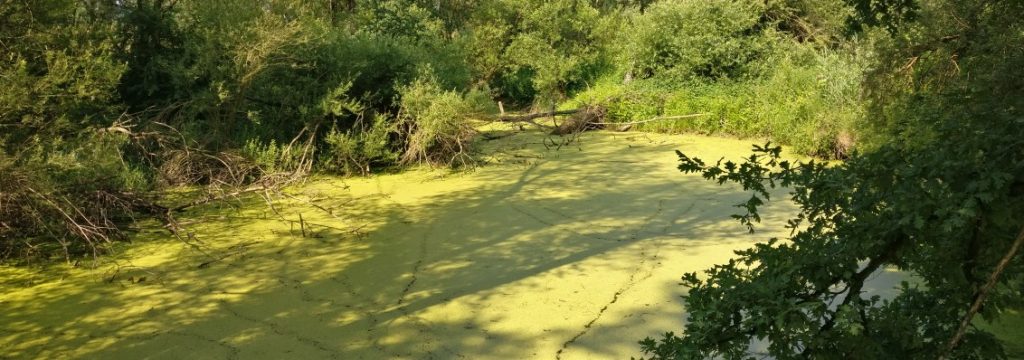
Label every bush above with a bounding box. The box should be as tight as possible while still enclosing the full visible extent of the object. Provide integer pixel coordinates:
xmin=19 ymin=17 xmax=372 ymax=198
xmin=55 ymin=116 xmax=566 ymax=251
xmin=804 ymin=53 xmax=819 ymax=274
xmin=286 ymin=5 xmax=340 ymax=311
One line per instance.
xmin=318 ymin=72 xmax=492 ymax=174
xmin=567 ymin=43 xmax=865 ymax=158
xmin=322 ymin=117 xmax=401 ymax=175
xmin=0 ymin=133 xmax=151 ymax=262
xmin=397 ymin=74 xmax=491 ymax=167
xmin=616 ymin=0 xmax=769 ymax=82
xmin=490 ymin=0 xmax=609 ymax=104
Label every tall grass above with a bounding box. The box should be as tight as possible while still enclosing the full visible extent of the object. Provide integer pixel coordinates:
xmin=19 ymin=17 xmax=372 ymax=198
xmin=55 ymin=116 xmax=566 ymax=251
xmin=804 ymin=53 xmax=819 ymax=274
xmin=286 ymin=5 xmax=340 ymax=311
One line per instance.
xmin=567 ymin=46 xmax=866 ymax=158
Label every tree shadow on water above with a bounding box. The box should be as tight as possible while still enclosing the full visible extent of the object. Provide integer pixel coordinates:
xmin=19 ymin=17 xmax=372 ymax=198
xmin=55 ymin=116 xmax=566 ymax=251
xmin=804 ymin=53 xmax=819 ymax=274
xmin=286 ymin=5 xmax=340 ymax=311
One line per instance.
xmin=0 ymin=132 xmax=799 ymax=359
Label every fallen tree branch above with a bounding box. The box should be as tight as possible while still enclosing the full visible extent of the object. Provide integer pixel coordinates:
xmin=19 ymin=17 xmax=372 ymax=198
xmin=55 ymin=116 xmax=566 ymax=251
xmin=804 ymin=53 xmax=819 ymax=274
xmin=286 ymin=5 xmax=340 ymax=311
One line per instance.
xmin=939 ymin=225 xmax=1024 ymax=359
xmin=168 ymin=186 xmax=265 ymax=213
xmin=168 ymin=175 xmax=302 ymax=213
xmin=496 ymin=108 xmax=582 ymax=123
xmin=487 ymin=114 xmax=553 ymax=130
xmin=492 ymin=109 xmax=710 ymax=134
xmin=592 ymin=113 xmax=710 ymax=126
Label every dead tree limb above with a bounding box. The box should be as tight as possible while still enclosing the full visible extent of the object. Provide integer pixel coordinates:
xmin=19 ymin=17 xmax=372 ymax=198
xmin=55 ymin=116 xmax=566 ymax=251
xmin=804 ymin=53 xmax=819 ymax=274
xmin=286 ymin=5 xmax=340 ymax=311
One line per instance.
xmin=592 ymin=113 xmax=710 ymax=126
xmin=939 ymin=225 xmax=1024 ymax=359
xmin=496 ymin=108 xmax=582 ymax=123
xmin=168 ymin=176 xmax=302 ymax=213
xmin=493 ymin=108 xmax=710 ymax=134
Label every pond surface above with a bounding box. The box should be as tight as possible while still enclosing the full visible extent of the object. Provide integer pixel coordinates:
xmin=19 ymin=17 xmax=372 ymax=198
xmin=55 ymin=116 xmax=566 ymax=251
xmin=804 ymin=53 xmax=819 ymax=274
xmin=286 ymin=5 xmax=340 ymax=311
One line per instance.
xmin=0 ymin=129 xmax=893 ymax=359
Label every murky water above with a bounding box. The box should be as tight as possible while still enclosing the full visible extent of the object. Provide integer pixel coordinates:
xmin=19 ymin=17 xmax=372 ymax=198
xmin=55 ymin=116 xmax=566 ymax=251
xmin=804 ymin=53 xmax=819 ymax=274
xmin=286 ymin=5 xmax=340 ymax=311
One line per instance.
xmin=0 ymin=128 xmax=921 ymax=359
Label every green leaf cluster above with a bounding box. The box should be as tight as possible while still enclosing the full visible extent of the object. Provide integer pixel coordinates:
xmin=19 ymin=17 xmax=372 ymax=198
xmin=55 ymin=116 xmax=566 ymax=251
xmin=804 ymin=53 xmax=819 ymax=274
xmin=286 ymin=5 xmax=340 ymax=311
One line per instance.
xmin=641 ymin=1 xmax=1024 ymax=358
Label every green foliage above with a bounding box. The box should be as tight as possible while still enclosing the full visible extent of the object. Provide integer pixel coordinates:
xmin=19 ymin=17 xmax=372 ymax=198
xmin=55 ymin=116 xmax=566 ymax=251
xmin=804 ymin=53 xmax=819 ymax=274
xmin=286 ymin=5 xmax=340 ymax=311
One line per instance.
xmin=322 ymin=117 xmax=401 ymax=175
xmin=502 ymin=0 xmax=608 ymax=102
xmin=562 ymin=0 xmax=869 ymax=159
xmin=617 ymin=0 xmax=768 ymax=82
xmin=0 ymin=0 xmax=485 ymax=260
xmin=644 ymin=124 xmax=1022 ymax=358
xmin=763 ymin=0 xmax=854 ymax=44
xmin=0 ymin=131 xmax=150 ymax=261
xmin=241 ymin=139 xmax=305 ymax=175
xmin=0 ymin=2 xmax=125 ymax=153
xmin=641 ymin=0 xmax=1024 ymax=358
xmin=355 ymin=0 xmax=446 ymax=40
xmin=569 ymin=46 xmax=866 ymax=158
xmin=0 ymin=1 xmax=144 ymax=260
xmin=3 ymin=3 xmax=1023 ymax=358
xmin=844 ymin=0 xmax=918 ymax=34
xmin=398 ymin=73 xmax=491 ymax=167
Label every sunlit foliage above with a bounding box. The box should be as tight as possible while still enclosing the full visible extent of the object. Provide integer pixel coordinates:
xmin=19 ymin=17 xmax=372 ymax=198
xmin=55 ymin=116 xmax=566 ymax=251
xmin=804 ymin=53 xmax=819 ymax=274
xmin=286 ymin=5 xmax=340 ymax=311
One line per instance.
xmin=641 ymin=1 xmax=1024 ymax=358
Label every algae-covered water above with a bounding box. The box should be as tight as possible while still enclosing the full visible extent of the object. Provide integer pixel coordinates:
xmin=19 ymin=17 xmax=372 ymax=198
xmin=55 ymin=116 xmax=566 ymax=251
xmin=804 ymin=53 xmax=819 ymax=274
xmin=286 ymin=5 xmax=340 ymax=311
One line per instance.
xmin=0 ymin=128 xmax=1018 ymax=359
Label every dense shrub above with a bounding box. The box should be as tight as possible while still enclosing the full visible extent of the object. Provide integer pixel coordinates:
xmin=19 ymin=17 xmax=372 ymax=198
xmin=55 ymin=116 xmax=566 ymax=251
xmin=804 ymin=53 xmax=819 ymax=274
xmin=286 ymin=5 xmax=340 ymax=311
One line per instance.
xmin=0 ymin=133 xmax=150 ymax=262
xmin=616 ymin=0 xmax=769 ymax=82
xmin=568 ymin=45 xmax=865 ymax=157
xmin=567 ymin=0 xmax=867 ymax=158
xmin=398 ymin=74 xmax=492 ymax=167
xmin=322 ymin=117 xmax=401 ymax=175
